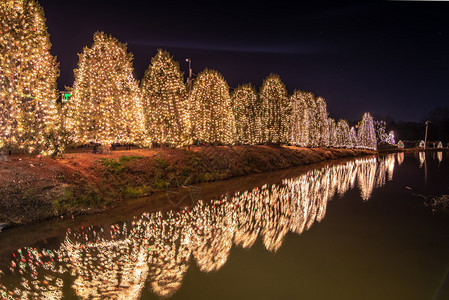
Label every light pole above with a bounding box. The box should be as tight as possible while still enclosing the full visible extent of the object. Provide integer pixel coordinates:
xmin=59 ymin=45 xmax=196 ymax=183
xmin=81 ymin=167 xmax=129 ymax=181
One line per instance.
xmin=186 ymin=58 xmax=192 ymax=91
xmin=424 ymin=120 xmax=430 ymax=149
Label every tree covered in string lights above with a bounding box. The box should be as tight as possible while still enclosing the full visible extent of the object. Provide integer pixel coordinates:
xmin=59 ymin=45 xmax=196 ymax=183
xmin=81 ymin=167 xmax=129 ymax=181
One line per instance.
xmin=316 ymin=97 xmax=329 ymax=147
xmin=327 ymin=118 xmax=337 ymax=147
xmin=386 ymin=130 xmax=395 ymax=145
xmin=259 ymin=74 xmax=289 ymax=144
xmin=190 ymin=69 xmax=235 ymax=144
xmin=0 ymin=0 xmax=59 ymax=155
xmin=336 ymin=119 xmax=353 ymax=148
xmin=141 ymin=50 xmax=190 ymax=147
xmin=67 ymin=32 xmax=145 ymax=146
xmin=303 ymin=92 xmax=320 ymax=147
xmin=350 ymin=126 xmax=358 ymax=147
xmin=289 ymin=90 xmax=309 ymax=147
xmin=231 ymin=84 xmax=261 ymax=144
xmin=356 ymin=112 xmax=377 ymax=150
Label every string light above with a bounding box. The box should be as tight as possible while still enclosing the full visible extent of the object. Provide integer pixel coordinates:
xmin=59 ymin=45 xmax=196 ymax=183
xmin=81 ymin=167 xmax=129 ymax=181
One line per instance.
xmin=0 ymin=0 xmax=59 ymax=155
xmin=336 ymin=119 xmax=353 ymax=148
xmin=328 ymin=118 xmax=337 ymax=147
xmin=289 ymin=90 xmax=310 ymax=147
xmin=66 ymin=32 xmax=145 ymax=147
xmin=231 ymin=84 xmax=262 ymax=144
xmin=356 ymin=112 xmax=377 ymax=150
xmin=190 ymin=69 xmax=235 ymax=145
xmin=259 ymin=74 xmax=289 ymax=144
xmin=374 ymin=120 xmax=395 ymax=146
xmin=141 ymin=50 xmax=191 ymax=147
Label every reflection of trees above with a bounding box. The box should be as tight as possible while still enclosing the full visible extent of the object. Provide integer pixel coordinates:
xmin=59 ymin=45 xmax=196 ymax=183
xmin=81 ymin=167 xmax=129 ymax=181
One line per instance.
xmin=0 ymin=155 xmax=397 ymax=299
xmin=419 ymin=152 xmax=425 ymax=168
xmin=437 ymin=152 xmax=443 ymax=164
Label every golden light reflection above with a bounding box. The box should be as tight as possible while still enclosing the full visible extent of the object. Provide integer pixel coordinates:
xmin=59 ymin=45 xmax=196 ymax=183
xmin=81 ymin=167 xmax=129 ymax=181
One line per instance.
xmin=419 ymin=152 xmax=425 ymax=168
xmin=0 ymin=155 xmax=397 ymax=299
xmin=437 ymin=152 xmax=443 ymax=164
xmin=397 ymin=152 xmax=404 ymax=165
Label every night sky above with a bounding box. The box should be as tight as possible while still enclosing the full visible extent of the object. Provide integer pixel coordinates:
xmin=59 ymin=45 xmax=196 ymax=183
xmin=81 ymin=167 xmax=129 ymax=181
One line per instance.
xmin=40 ymin=0 xmax=449 ymax=122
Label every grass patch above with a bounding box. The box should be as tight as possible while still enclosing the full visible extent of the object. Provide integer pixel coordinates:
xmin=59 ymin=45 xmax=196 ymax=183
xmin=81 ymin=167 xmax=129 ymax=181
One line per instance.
xmin=121 ymin=185 xmax=151 ymax=198
xmin=53 ymin=183 xmax=103 ymax=214
xmin=99 ymin=155 xmax=143 ymax=174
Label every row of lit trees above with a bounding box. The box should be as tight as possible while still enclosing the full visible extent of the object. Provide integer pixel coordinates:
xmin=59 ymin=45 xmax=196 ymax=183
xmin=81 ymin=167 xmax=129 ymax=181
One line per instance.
xmin=0 ymin=0 xmax=378 ymax=155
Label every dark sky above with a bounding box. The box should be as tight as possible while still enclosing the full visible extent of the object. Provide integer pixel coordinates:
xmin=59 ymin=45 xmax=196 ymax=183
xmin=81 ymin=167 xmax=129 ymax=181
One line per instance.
xmin=40 ymin=0 xmax=449 ymax=122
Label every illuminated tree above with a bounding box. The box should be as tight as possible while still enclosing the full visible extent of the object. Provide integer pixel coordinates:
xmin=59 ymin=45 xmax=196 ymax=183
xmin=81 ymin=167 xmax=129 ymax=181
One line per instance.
xmin=67 ymin=32 xmax=145 ymax=146
xmin=356 ymin=112 xmax=377 ymax=150
xmin=316 ymin=97 xmax=329 ymax=147
xmin=231 ymin=84 xmax=261 ymax=144
xmin=303 ymin=93 xmax=319 ymax=147
xmin=190 ymin=69 xmax=235 ymax=144
xmin=327 ymin=118 xmax=337 ymax=147
xmin=386 ymin=130 xmax=395 ymax=145
xmin=350 ymin=126 xmax=358 ymax=148
xmin=141 ymin=50 xmax=190 ymax=147
xmin=0 ymin=0 xmax=59 ymax=155
xmin=336 ymin=119 xmax=353 ymax=148
xmin=260 ymin=74 xmax=289 ymax=144
xmin=289 ymin=90 xmax=310 ymax=147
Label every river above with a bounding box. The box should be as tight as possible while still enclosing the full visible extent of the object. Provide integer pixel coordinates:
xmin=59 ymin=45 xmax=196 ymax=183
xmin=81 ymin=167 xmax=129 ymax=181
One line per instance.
xmin=0 ymin=151 xmax=448 ymax=299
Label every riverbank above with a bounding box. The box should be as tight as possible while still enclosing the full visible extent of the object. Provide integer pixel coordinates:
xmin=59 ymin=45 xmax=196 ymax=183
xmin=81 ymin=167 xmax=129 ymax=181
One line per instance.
xmin=0 ymin=145 xmax=376 ymax=228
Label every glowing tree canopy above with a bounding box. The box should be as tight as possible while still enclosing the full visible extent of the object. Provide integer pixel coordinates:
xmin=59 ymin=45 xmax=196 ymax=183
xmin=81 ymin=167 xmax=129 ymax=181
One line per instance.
xmin=67 ymin=32 xmax=145 ymax=146
xmin=336 ymin=119 xmax=353 ymax=148
xmin=141 ymin=50 xmax=190 ymax=147
xmin=231 ymin=84 xmax=261 ymax=144
xmin=303 ymin=92 xmax=320 ymax=147
xmin=327 ymin=118 xmax=337 ymax=147
xmin=350 ymin=126 xmax=358 ymax=147
xmin=357 ymin=112 xmax=377 ymax=150
xmin=0 ymin=0 xmax=59 ymax=154
xmin=289 ymin=90 xmax=310 ymax=147
xmin=316 ymin=97 xmax=329 ymax=147
xmin=190 ymin=69 xmax=235 ymax=144
xmin=386 ymin=130 xmax=395 ymax=145
xmin=259 ymin=74 xmax=289 ymax=144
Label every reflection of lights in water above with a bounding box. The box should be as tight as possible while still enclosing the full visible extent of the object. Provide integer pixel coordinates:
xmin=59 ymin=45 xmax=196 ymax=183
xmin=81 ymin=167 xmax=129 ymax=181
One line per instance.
xmin=0 ymin=155 xmax=397 ymax=299
xmin=419 ymin=152 xmax=426 ymax=168
xmin=397 ymin=152 xmax=404 ymax=165
xmin=437 ymin=152 xmax=443 ymax=164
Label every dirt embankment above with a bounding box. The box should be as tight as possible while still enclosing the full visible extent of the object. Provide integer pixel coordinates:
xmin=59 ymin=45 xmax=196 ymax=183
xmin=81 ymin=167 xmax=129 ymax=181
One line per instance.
xmin=0 ymin=145 xmax=376 ymax=227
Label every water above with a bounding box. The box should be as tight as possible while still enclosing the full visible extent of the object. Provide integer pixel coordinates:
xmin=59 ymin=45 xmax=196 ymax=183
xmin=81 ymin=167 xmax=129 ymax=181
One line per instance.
xmin=1 ymin=151 xmax=449 ymax=299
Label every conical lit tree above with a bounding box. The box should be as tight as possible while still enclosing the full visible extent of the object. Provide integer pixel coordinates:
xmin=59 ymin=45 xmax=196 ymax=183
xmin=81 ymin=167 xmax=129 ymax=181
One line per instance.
xmin=304 ymin=93 xmax=320 ymax=147
xmin=259 ymin=74 xmax=289 ymax=144
xmin=141 ymin=50 xmax=190 ymax=147
xmin=289 ymin=90 xmax=309 ymax=147
xmin=0 ymin=0 xmax=59 ymax=155
xmin=357 ymin=112 xmax=377 ymax=150
xmin=350 ymin=126 xmax=358 ymax=147
xmin=231 ymin=84 xmax=261 ymax=144
xmin=316 ymin=97 xmax=329 ymax=147
xmin=327 ymin=118 xmax=337 ymax=147
xmin=336 ymin=119 xmax=353 ymax=148
xmin=190 ymin=69 xmax=235 ymax=144
xmin=67 ymin=32 xmax=145 ymax=147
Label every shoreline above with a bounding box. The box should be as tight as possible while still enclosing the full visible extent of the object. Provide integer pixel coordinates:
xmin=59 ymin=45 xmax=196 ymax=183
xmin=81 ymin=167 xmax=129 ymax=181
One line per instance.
xmin=0 ymin=145 xmax=394 ymax=229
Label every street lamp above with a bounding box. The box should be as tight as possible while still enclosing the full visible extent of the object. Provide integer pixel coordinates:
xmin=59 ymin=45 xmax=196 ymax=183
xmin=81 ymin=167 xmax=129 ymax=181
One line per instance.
xmin=186 ymin=58 xmax=192 ymax=91
xmin=424 ymin=120 xmax=430 ymax=149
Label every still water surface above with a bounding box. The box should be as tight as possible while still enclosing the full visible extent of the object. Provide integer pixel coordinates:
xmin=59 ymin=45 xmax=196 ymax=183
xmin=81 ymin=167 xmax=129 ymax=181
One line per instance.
xmin=1 ymin=151 xmax=449 ymax=299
